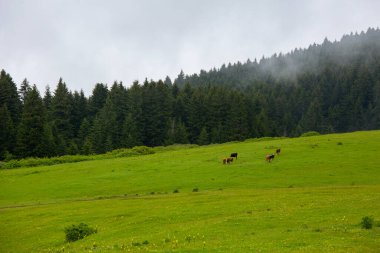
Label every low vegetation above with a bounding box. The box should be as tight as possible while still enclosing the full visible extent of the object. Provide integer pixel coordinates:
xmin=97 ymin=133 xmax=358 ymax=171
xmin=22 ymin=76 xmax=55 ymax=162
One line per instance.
xmin=361 ymin=216 xmax=374 ymax=229
xmin=300 ymin=131 xmax=320 ymax=137
xmin=0 ymin=146 xmax=158 ymax=169
xmin=64 ymin=223 xmax=97 ymax=242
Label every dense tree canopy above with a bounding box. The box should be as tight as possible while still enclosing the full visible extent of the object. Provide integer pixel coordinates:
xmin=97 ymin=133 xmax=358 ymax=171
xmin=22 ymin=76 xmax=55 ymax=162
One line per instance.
xmin=1 ymin=28 xmax=380 ymax=159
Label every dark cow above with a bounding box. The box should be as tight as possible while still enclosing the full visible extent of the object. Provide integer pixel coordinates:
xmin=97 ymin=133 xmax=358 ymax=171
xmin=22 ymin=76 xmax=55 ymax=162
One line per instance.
xmin=230 ymin=153 xmax=238 ymax=160
xmin=276 ymin=148 xmax=281 ymax=155
xmin=266 ymin=154 xmax=275 ymax=162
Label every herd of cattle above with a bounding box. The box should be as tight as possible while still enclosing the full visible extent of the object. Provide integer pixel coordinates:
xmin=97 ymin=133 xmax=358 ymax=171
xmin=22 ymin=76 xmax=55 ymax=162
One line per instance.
xmin=222 ymin=148 xmax=281 ymax=164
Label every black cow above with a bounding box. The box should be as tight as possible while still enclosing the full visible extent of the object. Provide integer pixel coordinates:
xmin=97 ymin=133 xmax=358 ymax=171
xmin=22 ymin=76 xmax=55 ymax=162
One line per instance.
xmin=230 ymin=153 xmax=238 ymax=160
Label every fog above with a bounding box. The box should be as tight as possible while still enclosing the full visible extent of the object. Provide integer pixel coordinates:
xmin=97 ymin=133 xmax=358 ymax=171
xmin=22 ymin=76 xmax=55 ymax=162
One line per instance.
xmin=0 ymin=0 xmax=379 ymax=95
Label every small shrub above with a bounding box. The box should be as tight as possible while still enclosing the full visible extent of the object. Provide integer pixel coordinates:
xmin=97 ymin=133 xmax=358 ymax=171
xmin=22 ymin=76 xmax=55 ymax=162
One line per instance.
xmin=192 ymin=188 xmax=199 ymax=192
xmin=64 ymin=223 xmax=97 ymax=242
xmin=3 ymin=151 xmax=15 ymax=161
xmin=173 ymin=189 xmax=179 ymax=193
xmin=142 ymin=240 xmax=149 ymax=245
xmin=301 ymin=131 xmax=320 ymax=137
xmin=131 ymin=146 xmax=155 ymax=155
xmin=337 ymin=142 xmax=343 ymax=145
xmin=361 ymin=216 xmax=374 ymax=229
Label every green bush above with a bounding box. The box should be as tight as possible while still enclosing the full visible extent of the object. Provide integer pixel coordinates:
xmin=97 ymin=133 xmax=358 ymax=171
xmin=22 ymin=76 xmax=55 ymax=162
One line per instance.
xmin=361 ymin=216 xmax=374 ymax=229
xmin=131 ymin=146 xmax=155 ymax=155
xmin=0 ymin=155 xmax=95 ymax=169
xmin=301 ymin=131 xmax=320 ymax=137
xmin=64 ymin=223 xmax=97 ymax=242
xmin=108 ymin=146 xmax=154 ymax=158
xmin=0 ymin=146 xmax=155 ymax=169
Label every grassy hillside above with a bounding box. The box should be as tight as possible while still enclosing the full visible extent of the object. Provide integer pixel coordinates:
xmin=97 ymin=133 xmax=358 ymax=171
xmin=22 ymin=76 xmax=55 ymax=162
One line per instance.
xmin=1 ymin=131 xmax=380 ymax=252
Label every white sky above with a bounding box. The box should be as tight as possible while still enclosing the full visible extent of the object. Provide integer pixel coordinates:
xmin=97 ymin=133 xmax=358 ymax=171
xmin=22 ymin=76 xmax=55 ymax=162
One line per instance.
xmin=0 ymin=0 xmax=379 ymax=95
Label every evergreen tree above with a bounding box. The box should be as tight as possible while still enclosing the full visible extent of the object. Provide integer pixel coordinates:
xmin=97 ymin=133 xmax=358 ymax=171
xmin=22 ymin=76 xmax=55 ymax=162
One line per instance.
xmin=121 ymin=113 xmax=141 ymax=148
xmin=107 ymin=82 xmax=128 ymax=148
xmin=19 ymin=78 xmax=31 ymax=104
xmin=0 ymin=69 xmax=21 ymax=124
xmin=141 ymin=80 xmax=172 ymax=146
xmin=0 ymin=105 xmax=15 ymax=159
xmin=164 ymin=76 xmax=172 ymax=86
xmin=174 ymin=70 xmax=185 ymax=87
xmin=16 ymin=85 xmax=50 ymax=157
xmin=70 ymin=90 xmax=87 ymax=138
xmin=197 ymin=127 xmax=209 ymax=145
xmin=88 ymin=97 xmax=117 ymax=154
xmin=88 ymin=83 xmax=108 ymax=119
xmin=175 ymin=120 xmax=189 ymax=144
xmin=43 ymin=85 xmax=52 ymax=108
xmin=77 ymin=118 xmax=91 ymax=151
xmin=301 ymin=97 xmax=323 ymax=132
xmin=51 ymin=78 xmax=72 ymax=152
xmin=127 ymin=81 xmax=143 ymax=145
xmin=210 ymin=123 xmax=224 ymax=143
xmin=43 ymin=85 xmax=53 ymax=121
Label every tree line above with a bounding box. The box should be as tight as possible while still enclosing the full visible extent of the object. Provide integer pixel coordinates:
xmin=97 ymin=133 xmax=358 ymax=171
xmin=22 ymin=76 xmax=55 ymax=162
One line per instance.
xmin=1 ymin=28 xmax=380 ymax=160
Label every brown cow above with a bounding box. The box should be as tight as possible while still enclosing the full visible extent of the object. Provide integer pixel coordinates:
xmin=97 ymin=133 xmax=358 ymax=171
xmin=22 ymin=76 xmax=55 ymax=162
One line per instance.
xmin=266 ymin=154 xmax=275 ymax=162
xmin=223 ymin=157 xmax=234 ymax=164
xmin=276 ymin=148 xmax=281 ymax=155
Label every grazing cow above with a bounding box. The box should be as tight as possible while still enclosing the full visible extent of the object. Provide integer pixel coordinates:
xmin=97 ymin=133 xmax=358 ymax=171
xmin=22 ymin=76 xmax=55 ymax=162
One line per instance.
xmin=266 ymin=154 xmax=275 ymax=162
xmin=230 ymin=153 xmax=238 ymax=160
xmin=223 ymin=157 xmax=234 ymax=164
xmin=276 ymin=148 xmax=281 ymax=155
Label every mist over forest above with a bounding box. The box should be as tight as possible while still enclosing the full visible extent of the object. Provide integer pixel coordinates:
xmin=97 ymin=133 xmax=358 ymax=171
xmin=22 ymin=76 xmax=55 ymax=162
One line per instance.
xmin=1 ymin=28 xmax=380 ymax=160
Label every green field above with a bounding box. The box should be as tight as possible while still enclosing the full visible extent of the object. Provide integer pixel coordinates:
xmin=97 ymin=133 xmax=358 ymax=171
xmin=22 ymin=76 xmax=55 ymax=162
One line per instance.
xmin=1 ymin=131 xmax=380 ymax=252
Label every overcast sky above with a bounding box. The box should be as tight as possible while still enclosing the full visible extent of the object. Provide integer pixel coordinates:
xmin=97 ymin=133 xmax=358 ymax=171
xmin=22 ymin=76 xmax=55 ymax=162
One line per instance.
xmin=0 ymin=0 xmax=379 ymax=95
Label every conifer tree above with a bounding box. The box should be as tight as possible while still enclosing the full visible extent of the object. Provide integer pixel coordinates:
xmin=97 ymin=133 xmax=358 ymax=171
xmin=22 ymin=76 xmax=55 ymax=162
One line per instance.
xmin=19 ymin=78 xmax=31 ymax=104
xmin=70 ymin=90 xmax=88 ymax=137
xmin=88 ymin=97 xmax=117 ymax=153
xmin=0 ymin=69 xmax=21 ymax=124
xmin=16 ymin=85 xmax=49 ymax=157
xmin=77 ymin=118 xmax=91 ymax=151
xmin=0 ymin=105 xmax=15 ymax=159
xmin=174 ymin=120 xmax=189 ymax=144
xmin=121 ymin=113 xmax=141 ymax=148
xmin=88 ymin=83 xmax=108 ymax=119
xmin=51 ymin=78 xmax=72 ymax=147
xmin=197 ymin=127 xmax=209 ymax=145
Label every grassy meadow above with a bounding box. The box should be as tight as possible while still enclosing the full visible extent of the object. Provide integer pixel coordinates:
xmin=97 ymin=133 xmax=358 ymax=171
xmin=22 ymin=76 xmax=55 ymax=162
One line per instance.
xmin=1 ymin=131 xmax=380 ymax=252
